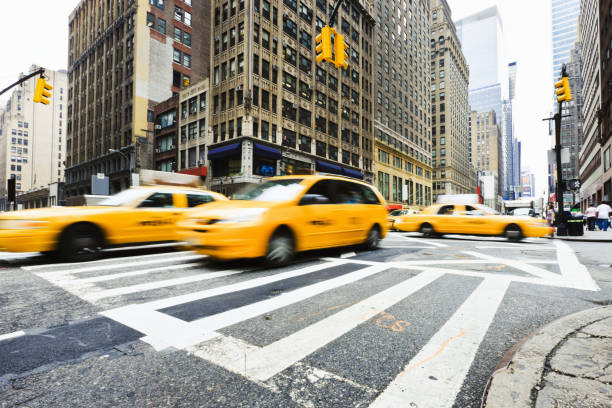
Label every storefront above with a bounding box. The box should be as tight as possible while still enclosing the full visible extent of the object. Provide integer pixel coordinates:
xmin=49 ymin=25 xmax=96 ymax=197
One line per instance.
xmin=315 ymin=160 xmax=364 ymax=179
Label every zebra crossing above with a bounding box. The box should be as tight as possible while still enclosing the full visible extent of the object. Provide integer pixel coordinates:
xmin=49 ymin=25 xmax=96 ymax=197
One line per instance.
xmin=8 ymin=233 xmax=601 ymax=407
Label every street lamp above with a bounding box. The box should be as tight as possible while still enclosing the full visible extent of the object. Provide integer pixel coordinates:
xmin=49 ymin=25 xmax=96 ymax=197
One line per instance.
xmin=109 ymin=148 xmax=132 ymax=187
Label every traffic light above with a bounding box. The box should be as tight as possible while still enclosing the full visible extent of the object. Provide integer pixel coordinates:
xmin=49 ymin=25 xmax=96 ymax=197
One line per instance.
xmin=316 ymin=25 xmax=334 ymax=63
xmin=555 ymin=76 xmax=572 ymax=103
xmin=33 ymin=77 xmax=53 ymax=104
xmin=333 ymin=32 xmax=348 ymax=70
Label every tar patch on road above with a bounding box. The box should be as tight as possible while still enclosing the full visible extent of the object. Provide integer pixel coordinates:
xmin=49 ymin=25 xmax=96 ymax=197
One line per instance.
xmin=0 ymin=316 xmax=143 ymax=378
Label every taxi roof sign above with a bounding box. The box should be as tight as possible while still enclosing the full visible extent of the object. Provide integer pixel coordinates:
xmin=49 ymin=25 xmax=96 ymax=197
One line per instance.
xmin=138 ymin=169 xmax=204 ymax=187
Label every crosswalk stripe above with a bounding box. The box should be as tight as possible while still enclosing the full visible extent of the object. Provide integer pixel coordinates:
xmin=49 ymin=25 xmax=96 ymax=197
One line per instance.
xmin=100 ymin=260 xmax=352 ymax=348
xmin=53 ymin=262 xmax=203 ymax=285
xmin=462 ymin=251 xmax=562 ymax=281
xmin=83 ymin=268 xmax=245 ymax=301
xmin=370 ymin=278 xmax=510 ymax=408
xmin=0 ymin=330 xmax=25 ymax=342
xmin=22 ymin=250 xmax=195 ymax=271
xmin=190 ymin=270 xmax=444 ymax=381
xmin=554 ymin=240 xmax=600 ymax=291
xmin=35 ymin=254 xmax=205 ymax=277
xmin=396 ymin=235 xmax=447 ymax=247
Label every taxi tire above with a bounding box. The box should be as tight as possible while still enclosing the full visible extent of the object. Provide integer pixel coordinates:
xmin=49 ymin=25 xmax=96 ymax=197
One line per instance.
xmin=58 ymin=224 xmax=104 ymax=262
xmin=363 ymin=225 xmax=381 ymax=250
xmin=266 ymin=229 xmax=295 ymax=267
xmin=504 ymin=224 xmax=523 ymax=242
xmin=419 ymin=223 xmax=436 ymax=237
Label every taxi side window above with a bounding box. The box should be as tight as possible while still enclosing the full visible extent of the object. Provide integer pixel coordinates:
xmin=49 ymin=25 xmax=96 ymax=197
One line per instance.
xmin=187 ymin=194 xmax=213 ymax=207
xmin=336 ymin=181 xmax=365 ymax=204
xmin=437 ymin=205 xmax=455 ymax=215
xmin=138 ymin=192 xmax=175 ymax=208
xmin=300 ymin=180 xmax=334 ymax=205
xmin=359 ymin=185 xmax=382 ymax=205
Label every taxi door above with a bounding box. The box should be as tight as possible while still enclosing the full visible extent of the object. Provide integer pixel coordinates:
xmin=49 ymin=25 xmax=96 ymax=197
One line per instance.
xmin=129 ymin=191 xmax=185 ymax=243
xmin=297 ymin=180 xmax=346 ymax=249
xmin=458 ymin=205 xmax=490 ymax=235
xmin=432 ymin=204 xmax=462 ymax=234
xmin=334 ymin=180 xmax=369 ymax=245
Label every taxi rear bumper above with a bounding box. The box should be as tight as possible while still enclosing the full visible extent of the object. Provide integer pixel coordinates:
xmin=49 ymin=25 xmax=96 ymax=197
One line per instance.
xmin=0 ymin=229 xmax=57 ymax=253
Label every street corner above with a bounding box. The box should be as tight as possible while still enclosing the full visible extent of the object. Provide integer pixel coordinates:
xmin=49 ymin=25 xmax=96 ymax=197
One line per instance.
xmin=482 ymin=305 xmax=612 ymax=408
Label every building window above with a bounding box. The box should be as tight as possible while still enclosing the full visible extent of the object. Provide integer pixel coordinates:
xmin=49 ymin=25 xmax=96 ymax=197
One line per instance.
xmin=157 ymin=18 xmax=166 ymax=35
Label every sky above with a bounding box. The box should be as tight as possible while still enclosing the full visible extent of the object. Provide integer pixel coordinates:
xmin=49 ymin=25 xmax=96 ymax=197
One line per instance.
xmin=0 ymin=0 xmax=556 ymax=195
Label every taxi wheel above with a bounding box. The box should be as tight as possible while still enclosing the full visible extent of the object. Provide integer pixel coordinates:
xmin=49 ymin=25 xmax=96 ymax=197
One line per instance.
xmin=504 ymin=224 xmax=523 ymax=242
xmin=59 ymin=224 xmax=104 ymax=262
xmin=266 ymin=229 xmax=294 ymax=267
xmin=364 ymin=225 xmax=381 ymax=250
xmin=419 ymin=223 xmax=435 ymax=237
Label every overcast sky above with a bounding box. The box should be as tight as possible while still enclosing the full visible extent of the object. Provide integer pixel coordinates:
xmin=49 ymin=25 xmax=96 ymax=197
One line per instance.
xmin=0 ymin=0 xmax=555 ymax=194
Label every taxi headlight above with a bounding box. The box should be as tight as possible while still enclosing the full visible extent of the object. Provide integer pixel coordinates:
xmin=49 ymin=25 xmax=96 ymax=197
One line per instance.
xmin=0 ymin=219 xmax=48 ymax=230
xmin=216 ymin=208 xmax=268 ymax=224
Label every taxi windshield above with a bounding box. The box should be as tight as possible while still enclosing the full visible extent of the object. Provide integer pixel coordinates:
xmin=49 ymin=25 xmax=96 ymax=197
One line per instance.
xmin=232 ymin=179 xmax=305 ymax=202
xmin=389 ymin=210 xmax=405 ymax=216
xmin=98 ymin=189 xmax=148 ymax=206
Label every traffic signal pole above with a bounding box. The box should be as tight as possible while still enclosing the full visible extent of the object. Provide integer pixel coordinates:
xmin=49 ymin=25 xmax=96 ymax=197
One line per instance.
xmin=0 ymin=67 xmax=45 ymax=97
xmin=554 ymin=99 xmax=567 ymax=235
xmin=328 ymin=0 xmax=344 ymax=26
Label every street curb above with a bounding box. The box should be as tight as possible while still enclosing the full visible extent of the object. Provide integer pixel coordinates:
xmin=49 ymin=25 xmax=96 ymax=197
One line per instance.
xmin=554 ymin=237 xmax=612 ymax=243
xmin=481 ymin=305 xmax=612 ymax=408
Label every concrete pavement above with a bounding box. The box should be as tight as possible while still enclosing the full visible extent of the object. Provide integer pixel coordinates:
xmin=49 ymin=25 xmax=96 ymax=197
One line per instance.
xmin=484 ymin=306 xmax=612 ymax=408
xmin=555 ymin=229 xmax=612 ymax=242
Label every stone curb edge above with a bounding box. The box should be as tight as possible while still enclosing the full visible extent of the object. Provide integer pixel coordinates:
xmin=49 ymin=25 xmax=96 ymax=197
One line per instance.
xmin=481 ymin=305 xmax=612 ymax=408
xmin=554 ymin=237 xmax=612 ymax=243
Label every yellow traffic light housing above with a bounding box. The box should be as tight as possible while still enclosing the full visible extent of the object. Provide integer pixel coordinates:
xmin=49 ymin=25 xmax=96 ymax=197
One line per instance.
xmin=316 ymin=25 xmax=334 ymax=63
xmin=555 ymin=77 xmax=572 ymax=103
xmin=33 ymin=77 xmax=53 ymax=105
xmin=333 ymin=32 xmax=349 ymax=69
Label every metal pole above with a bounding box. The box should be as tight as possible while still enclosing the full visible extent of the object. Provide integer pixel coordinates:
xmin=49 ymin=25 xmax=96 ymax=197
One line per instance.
xmin=0 ymin=68 xmax=45 ymax=97
xmin=328 ymin=0 xmax=344 ymax=27
xmin=555 ymin=94 xmax=566 ymax=236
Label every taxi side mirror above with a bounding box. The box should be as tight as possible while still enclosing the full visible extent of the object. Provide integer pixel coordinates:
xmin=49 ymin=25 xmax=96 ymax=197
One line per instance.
xmin=299 ymin=194 xmax=330 ymax=205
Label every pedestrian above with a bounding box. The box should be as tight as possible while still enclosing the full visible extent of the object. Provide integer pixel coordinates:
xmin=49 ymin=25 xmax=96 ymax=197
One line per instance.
xmin=595 ymin=201 xmax=612 ymax=231
xmin=585 ymin=203 xmax=597 ymax=231
xmin=546 ymin=205 xmax=555 ymax=227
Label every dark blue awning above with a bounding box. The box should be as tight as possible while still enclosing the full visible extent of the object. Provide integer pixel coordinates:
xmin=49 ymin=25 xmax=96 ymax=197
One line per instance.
xmin=207 ymin=142 xmax=241 ymax=160
xmin=342 ymin=168 xmax=364 ymax=179
xmin=316 ymin=160 xmax=343 ymax=175
xmin=254 ymin=143 xmax=281 ymax=160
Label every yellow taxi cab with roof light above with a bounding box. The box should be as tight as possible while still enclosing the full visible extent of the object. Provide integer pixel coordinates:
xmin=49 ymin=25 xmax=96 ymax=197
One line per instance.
xmin=387 ymin=209 xmax=420 ymax=230
xmin=0 ymin=186 xmax=227 ymax=261
xmin=393 ymin=203 xmax=553 ymax=241
xmin=177 ymin=175 xmax=388 ymax=265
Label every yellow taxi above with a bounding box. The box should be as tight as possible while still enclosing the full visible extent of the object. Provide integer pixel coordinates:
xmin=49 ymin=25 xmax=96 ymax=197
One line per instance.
xmin=178 ymin=175 xmax=388 ymax=265
xmin=393 ymin=203 xmax=553 ymax=241
xmin=387 ymin=209 xmax=420 ymax=230
xmin=0 ymin=186 xmax=227 ymax=261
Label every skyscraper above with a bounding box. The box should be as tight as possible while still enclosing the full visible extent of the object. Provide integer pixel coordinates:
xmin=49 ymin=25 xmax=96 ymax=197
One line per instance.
xmin=455 ymin=6 xmax=505 ymax=122
xmin=502 ymin=62 xmax=518 ymax=199
xmin=429 ymin=0 xmax=473 ymax=201
xmin=551 ymin=0 xmax=580 ymax=82
xmin=206 ymin=0 xmax=375 ymax=195
xmin=65 ymin=0 xmax=211 ymax=197
xmin=0 ymin=66 xmax=67 ymax=210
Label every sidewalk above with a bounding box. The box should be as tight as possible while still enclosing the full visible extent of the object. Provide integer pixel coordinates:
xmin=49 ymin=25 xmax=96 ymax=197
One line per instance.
xmin=555 ymin=229 xmax=612 ymax=242
xmin=483 ymin=306 xmax=612 ymax=407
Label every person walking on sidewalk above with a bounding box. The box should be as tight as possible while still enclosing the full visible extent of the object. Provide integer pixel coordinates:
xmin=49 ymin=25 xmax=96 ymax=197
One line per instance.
xmin=585 ymin=203 xmax=597 ymax=231
xmin=595 ymin=201 xmax=612 ymax=231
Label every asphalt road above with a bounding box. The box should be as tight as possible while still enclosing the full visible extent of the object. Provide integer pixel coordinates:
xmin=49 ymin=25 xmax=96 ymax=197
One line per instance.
xmin=1 ymin=233 xmax=611 ymax=408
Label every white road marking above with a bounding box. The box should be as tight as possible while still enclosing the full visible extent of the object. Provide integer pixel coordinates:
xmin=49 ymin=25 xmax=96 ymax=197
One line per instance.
xmin=340 ymin=252 xmax=357 ymax=258
xmin=0 ymin=330 xmax=25 ymax=342
xmin=397 ymin=235 xmax=448 ymax=247
xmin=103 ymin=242 xmax=186 ymax=252
xmin=476 ymin=246 xmax=555 ymax=250
xmin=36 ymin=254 xmax=205 ymax=277
xmin=54 ymin=261 xmax=203 ymax=284
xmin=191 ymin=270 xmax=443 ymax=381
xmin=22 ymin=250 xmax=195 ymax=271
xmin=554 ymin=240 xmax=600 ymax=291
xmin=462 ymin=251 xmax=561 ymax=281
xmin=83 ymin=268 xmax=245 ymax=301
xmin=101 ymin=260 xmax=353 ymax=348
xmin=370 ymin=278 xmax=510 ymax=408
xmin=381 ymin=245 xmax=433 ymax=249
